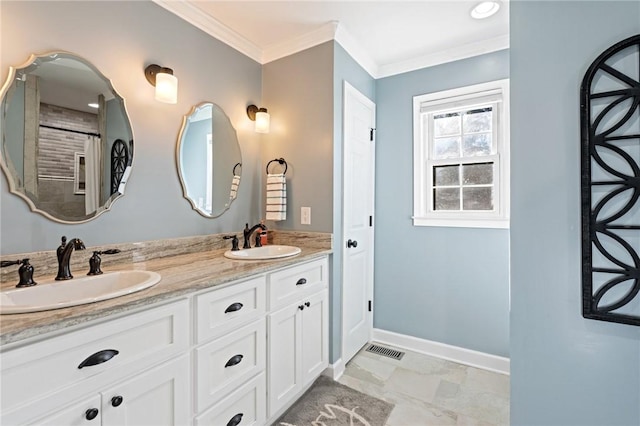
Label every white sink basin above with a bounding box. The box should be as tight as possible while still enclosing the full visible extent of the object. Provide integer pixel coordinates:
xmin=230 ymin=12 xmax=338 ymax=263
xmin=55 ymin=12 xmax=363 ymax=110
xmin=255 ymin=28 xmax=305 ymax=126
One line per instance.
xmin=0 ymin=270 xmax=161 ymax=314
xmin=224 ymin=245 xmax=301 ymax=260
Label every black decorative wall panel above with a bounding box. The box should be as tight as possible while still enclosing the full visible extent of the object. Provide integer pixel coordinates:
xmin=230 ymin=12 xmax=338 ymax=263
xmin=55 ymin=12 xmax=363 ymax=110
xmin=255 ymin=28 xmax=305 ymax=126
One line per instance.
xmin=580 ymin=34 xmax=640 ymax=326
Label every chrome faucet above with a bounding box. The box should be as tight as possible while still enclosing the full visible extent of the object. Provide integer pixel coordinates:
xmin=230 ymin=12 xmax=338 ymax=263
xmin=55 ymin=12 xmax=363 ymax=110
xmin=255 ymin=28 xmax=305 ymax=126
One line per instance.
xmin=243 ymin=222 xmax=267 ymax=249
xmin=55 ymin=236 xmax=86 ymax=280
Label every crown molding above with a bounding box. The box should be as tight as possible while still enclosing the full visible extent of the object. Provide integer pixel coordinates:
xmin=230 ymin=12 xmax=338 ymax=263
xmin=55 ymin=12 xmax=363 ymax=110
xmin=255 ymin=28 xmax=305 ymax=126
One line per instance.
xmin=152 ymin=0 xmax=262 ymax=63
xmin=377 ymin=34 xmax=510 ymax=79
xmin=334 ymin=23 xmax=378 ymax=78
xmin=262 ymin=21 xmax=338 ymax=64
xmin=154 ymin=1 xmax=508 ymax=78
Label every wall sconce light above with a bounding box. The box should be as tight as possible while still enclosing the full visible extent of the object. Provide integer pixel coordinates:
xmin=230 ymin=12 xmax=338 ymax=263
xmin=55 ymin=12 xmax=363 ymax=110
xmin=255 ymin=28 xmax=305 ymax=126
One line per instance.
xmin=247 ymin=104 xmax=270 ymax=134
xmin=144 ymin=64 xmax=178 ymax=104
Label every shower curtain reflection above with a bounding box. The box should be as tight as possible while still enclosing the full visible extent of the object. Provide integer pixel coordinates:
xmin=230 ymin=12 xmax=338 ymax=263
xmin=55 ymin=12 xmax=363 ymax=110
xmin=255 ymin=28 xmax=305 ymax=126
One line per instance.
xmin=84 ymin=135 xmax=102 ymax=215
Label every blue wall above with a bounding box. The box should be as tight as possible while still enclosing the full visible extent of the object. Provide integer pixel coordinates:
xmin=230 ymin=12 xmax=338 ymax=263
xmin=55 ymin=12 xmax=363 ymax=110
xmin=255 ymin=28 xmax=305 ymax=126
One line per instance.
xmin=332 ymin=42 xmax=376 ymax=363
xmin=510 ymin=1 xmax=640 ymax=424
xmin=374 ymin=50 xmax=510 ymax=357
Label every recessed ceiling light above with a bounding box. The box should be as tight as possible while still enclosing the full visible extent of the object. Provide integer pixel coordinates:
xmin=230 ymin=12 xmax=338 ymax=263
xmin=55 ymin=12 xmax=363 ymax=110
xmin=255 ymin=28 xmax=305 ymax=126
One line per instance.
xmin=88 ymin=103 xmax=99 ymax=109
xmin=471 ymin=1 xmax=500 ymax=19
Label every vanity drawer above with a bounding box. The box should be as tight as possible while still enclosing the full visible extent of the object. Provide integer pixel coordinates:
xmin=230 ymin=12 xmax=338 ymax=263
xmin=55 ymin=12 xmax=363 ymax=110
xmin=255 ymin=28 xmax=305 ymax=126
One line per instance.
xmin=1 ymin=299 xmax=189 ymax=412
xmin=195 ymin=318 xmax=266 ymax=411
xmin=195 ymin=276 xmax=266 ymax=343
xmin=268 ymin=258 xmax=328 ymax=310
xmin=195 ymin=372 xmax=266 ymax=426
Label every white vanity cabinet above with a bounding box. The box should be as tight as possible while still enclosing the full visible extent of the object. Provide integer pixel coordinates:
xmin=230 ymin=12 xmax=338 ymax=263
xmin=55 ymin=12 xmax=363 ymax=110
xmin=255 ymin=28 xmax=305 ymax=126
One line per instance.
xmin=267 ymin=258 xmax=329 ymax=418
xmin=192 ymin=276 xmax=267 ymax=423
xmin=0 ymin=254 xmax=330 ymax=426
xmin=1 ymin=300 xmax=190 ymax=426
xmin=29 ymin=355 xmax=190 ymax=426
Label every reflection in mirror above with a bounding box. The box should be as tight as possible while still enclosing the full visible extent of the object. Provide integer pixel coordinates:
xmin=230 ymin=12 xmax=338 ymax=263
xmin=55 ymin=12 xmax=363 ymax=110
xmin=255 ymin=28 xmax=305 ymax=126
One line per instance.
xmin=177 ymin=102 xmax=242 ymax=218
xmin=0 ymin=52 xmax=134 ymax=223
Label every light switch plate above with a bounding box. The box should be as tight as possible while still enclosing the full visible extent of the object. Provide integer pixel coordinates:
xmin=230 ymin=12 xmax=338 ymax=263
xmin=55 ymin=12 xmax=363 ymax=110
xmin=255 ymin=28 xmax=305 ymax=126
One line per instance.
xmin=301 ymin=207 xmax=311 ymax=225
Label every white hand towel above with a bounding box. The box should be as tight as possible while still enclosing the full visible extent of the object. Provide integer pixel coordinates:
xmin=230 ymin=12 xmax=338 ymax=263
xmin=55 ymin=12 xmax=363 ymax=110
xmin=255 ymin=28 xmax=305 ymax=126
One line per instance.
xmin=266 ymin=173 xmax=286 ymax=221
xmin=229 ymin=175 xmax=240 ymax=200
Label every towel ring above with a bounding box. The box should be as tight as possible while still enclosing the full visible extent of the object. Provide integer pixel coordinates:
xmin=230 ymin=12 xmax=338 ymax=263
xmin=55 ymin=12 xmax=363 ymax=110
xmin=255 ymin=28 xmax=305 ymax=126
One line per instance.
xmin=266 ymin=158 xmax=288 ymax=175
xmin=233 ymin=162 xmax=242 ymax=176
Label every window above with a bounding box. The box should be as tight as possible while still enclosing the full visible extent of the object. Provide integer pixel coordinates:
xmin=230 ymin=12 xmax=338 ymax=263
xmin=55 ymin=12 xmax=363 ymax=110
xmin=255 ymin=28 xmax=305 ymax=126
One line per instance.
xmin=413 ymin=79 xmax=509 ymax=228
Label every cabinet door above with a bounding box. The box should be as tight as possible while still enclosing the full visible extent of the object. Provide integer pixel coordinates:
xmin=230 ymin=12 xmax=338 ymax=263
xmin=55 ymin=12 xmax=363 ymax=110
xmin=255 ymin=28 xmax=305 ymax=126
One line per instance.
xmin=101 ymin=355 xmax=190 ymax=426
xmin=28 ymin=395 xmax=102 ymax=426
xmin=267 ymin=303 xmax=301 ymax=417
xmin=301 ymin=289 xmax=329 ymax=386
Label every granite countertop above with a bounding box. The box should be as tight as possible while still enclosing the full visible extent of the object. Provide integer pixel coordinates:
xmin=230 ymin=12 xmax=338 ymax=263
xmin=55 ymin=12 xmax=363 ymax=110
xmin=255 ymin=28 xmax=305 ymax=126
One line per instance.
xmin=0 ymin=246 xmax=331 ymax=347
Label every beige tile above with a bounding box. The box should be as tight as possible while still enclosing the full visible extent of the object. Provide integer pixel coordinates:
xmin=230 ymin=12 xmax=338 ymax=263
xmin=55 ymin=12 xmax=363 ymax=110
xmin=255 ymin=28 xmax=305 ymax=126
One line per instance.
xmin=384 ymin=367 xmax=441 ymax=403
xmin=456 ymin=414 xmax=497 ymax=426
xmin=345 ymin=354 xmax=398 ymax=386
xmin=344 ymin=345 xmax=510 ymax=426
xmin=435 ymin=387 xmax=509 ymax=425
xmin=386 ymin=402 xmax=457 ymax=426
xmin=463 ymin=367 xmax=510 ymax=398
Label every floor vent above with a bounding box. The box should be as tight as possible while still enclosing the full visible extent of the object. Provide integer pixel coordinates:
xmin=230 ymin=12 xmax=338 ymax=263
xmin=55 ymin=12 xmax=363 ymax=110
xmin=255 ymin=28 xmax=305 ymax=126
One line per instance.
xmin=366 ymin=344 xmax=405 ymax=360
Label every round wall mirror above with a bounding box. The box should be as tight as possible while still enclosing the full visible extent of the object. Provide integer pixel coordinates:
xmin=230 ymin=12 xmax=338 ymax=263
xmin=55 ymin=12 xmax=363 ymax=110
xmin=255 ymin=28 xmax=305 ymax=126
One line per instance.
xmin=176 ymin=102 xmax=242 ymax=218
xmin=0 ymin=52 xmax=134 ymax=223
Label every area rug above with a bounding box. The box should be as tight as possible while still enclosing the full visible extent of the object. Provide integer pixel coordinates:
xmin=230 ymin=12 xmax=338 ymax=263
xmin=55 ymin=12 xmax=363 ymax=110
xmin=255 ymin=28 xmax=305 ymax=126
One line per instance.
xmin=275 ymin=375 xmax=394 ymax=426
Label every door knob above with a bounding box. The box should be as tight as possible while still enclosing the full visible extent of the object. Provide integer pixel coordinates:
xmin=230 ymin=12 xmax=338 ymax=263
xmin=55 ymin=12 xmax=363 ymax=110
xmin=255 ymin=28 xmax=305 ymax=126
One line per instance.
xmin=347 ymin=239 xmax=358 ymax=248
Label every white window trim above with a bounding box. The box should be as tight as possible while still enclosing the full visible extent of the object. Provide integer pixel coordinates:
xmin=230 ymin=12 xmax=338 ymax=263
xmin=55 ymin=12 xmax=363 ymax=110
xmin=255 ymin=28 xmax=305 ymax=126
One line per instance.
xmin=413 ymin=79 xmax=510 ymax=229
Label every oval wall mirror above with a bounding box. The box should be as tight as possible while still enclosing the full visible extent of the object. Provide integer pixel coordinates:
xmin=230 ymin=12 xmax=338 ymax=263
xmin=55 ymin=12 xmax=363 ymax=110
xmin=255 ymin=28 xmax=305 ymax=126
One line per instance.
xmin=0 ymin=51 xmax=134 ymax=223
xmin=176 ymin=102 xmax=242 ymax=218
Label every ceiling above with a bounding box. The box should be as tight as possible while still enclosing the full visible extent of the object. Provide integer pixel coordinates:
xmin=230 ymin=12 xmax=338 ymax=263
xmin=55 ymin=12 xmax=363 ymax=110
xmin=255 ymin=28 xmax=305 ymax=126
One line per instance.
xmin=154 ymin=0 xmax=509 ymax=79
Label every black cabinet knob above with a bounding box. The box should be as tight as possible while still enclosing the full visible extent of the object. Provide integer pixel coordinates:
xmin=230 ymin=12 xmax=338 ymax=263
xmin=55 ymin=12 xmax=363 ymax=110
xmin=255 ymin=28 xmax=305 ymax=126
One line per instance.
xmin=85 ymin=408 xmax=99 ymax=421
xmin=298 ymin=305 xmax=305 ymax=310
xmin=296 ymin=278 xmax=307 ymax=286
xmin=347 ymin=239 xmax=358 ymax=248
xmin=111 ymin=395 xmax=123 ymax=407
xmin=305 ymin=301 xmax=310 ymax=307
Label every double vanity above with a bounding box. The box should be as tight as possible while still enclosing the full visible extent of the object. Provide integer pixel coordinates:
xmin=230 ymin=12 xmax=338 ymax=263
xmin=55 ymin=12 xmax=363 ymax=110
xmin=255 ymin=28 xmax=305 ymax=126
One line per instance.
xmin=0 ymin=48 xmax=332 ymax=425
xmin=0 ymin=233 xmax=331 ymax=425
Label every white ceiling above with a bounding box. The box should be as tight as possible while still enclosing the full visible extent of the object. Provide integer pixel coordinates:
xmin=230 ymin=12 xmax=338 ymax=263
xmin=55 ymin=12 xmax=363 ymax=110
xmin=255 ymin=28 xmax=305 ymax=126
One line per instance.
xmin=154 ymin=0 xmax=509 ymax=78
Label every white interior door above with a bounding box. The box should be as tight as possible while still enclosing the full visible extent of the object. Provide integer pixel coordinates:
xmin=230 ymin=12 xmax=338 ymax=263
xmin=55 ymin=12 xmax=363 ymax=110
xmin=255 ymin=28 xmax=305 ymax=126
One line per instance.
xmin=342 ymin=81 xmax=375 ymax=365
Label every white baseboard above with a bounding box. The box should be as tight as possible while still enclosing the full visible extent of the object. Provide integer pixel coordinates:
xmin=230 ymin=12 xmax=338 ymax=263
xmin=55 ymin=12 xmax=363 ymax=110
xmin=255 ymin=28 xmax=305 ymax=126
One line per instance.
xmin=324 ymin=358 xmax=345 ymax=380
xmin=372 ymin=329 xmax=510 ymax=375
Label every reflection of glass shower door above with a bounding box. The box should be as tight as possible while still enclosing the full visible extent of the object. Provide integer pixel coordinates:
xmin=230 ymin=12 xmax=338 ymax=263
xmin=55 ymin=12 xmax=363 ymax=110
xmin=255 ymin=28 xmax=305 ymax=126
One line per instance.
xmin=206 ymin=134 xmax=212 ymax=214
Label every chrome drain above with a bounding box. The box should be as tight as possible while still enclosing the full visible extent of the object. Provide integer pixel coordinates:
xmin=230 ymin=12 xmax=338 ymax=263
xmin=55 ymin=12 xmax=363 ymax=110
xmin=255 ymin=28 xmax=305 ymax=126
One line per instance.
xmin=366 ymin=344 xmax=405 ymax=360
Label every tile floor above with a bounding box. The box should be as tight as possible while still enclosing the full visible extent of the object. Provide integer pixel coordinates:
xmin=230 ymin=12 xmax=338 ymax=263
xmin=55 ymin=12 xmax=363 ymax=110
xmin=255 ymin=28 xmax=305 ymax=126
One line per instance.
xmin=337 ymin=344 xmax=510 ymax=425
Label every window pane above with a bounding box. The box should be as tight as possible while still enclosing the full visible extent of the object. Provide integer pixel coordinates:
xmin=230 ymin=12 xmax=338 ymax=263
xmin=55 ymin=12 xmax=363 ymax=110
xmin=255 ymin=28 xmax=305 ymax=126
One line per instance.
xmin=434 ymin=113 xmax=461 ymax=137
xmin=462 ymin=187 xmax=493 ymax=210
xmin=434 ymin=165 xmax=459 ymax=186
xmin=433 ymin=137 xmax=460 ymax=159
xmin=434 ymin=188 xmax=460 ymax=210
xmin=462 ymin=133 xmax=492 ymax=156
xmin=463 ymin=163 xmax=493 ymax=185
xmin=463 ymin=107 xmax=492 ymax=133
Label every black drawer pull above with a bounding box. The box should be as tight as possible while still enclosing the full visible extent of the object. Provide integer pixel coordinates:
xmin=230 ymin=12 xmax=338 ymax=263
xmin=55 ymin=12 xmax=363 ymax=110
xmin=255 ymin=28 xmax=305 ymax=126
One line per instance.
xmin=305 ymin=301 xmax=311 ymax=307
xmin=111 ymin=395 xmax=123 ymax=407
xmin=225 ymin=302 xmax=243 ymax=313
xmin=227 ymin=413 xmax=243 ymax=426
xmin=296 ymin=278 xmax=307 ymax=286
xmin=225 ymin=354 xmax=244 ymax=368
xmin=85 ymin=408 xmax=99 ymax=421
xmin=78 ymin=349 xmax=119 ymax=369
xmin=298 ymin=305 xmax=305 ymax=310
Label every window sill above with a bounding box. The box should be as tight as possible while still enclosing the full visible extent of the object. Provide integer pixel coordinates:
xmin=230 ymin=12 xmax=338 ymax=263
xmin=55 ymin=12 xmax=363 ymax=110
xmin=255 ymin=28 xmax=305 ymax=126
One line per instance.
xmin=412 ymin=216 xmax=509 ymax=229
